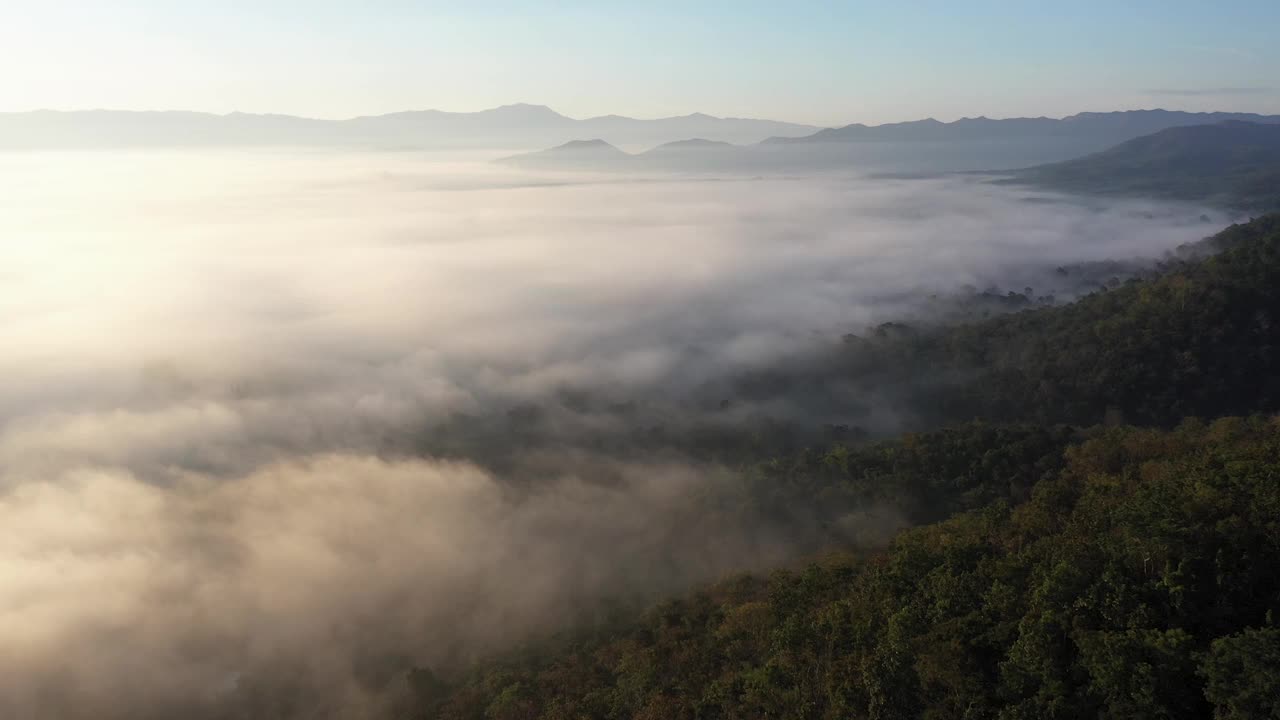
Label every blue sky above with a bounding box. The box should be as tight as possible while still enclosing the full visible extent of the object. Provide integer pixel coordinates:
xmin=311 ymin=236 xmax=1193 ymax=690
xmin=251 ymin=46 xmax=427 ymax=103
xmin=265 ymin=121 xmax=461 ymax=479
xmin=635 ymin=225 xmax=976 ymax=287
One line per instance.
xmin=3 ymin=1 xmax=1278 ymax=125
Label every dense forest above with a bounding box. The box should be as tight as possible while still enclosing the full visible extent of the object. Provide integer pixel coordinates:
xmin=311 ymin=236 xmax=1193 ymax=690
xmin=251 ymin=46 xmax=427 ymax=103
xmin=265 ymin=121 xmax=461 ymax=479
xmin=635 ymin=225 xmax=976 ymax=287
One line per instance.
xmin=829 ymin=214 xmax=1280 ymax=429
xmin=402 ymin=216 xmax=1280 ymax=719
xmin=417 ymin=418 xmax=1279 ymax=720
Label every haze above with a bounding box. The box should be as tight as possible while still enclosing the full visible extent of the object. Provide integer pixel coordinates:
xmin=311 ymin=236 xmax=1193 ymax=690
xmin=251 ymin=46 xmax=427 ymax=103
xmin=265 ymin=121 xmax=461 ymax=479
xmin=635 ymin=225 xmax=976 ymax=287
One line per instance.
xmin=5 ymin=2 xmax=1279 ymax=124
xmin=0 ymin=147 xmax=1222 ymax=718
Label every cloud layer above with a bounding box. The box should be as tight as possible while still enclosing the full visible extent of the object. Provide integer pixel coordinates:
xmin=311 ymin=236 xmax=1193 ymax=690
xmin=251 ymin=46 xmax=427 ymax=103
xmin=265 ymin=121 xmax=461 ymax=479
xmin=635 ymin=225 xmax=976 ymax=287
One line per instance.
xmin=0 ymin=149 xmax=1224 ymax=717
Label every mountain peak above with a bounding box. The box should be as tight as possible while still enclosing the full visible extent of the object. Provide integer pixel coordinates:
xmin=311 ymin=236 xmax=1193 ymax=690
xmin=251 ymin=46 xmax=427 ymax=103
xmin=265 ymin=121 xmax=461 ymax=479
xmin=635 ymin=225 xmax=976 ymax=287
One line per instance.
xmin=550 ymin=138 xmax=621 ymax=151
xmin=646 ymin=138 xmax=734 ymax=152
xmin=495 ymin=138 xmax=631 ymax=168
xmin=483 ymin=103 xmax=568 ymax=119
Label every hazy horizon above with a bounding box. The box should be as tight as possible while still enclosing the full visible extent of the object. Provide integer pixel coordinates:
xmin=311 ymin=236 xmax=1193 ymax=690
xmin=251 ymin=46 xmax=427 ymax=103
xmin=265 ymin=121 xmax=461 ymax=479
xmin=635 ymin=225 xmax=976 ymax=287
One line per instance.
xmin=7 ymin=101 xmax=1280 ymax=125
xmin=4 ymin=2 xmax=1279 ymax=125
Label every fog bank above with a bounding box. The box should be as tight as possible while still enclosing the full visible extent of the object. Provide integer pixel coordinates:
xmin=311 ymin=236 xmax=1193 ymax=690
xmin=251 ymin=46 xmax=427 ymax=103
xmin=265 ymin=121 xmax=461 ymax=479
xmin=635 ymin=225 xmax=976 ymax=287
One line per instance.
xmin=0 ymin=149 xmax=1223 ymax=717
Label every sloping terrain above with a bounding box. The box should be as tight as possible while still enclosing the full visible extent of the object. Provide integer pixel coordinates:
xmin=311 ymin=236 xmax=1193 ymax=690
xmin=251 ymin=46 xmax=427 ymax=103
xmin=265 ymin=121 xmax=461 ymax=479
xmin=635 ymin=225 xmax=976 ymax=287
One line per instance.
xmin=406 ymin=216 xmax=1280 ymax=720
xmin=1012 ymin=121 xmax=1280 ymax=211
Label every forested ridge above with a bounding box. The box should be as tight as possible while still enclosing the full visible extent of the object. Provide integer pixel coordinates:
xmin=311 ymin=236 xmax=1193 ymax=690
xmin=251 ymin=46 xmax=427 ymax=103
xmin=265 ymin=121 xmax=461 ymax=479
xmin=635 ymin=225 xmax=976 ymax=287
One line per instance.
xmin=418 ymin=419 xmax=1279 ymax=720
xmin=405 ymin=217 xmax=1280 ymax=719
xmin=830 ymin=214 xmax=1280 ymax=429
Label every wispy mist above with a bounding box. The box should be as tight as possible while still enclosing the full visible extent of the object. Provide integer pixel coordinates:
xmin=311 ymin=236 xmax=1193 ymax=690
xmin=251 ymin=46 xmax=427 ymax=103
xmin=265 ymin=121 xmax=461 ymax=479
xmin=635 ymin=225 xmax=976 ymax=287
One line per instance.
xmin=0 ymin=149 xmax=1223 ymax=718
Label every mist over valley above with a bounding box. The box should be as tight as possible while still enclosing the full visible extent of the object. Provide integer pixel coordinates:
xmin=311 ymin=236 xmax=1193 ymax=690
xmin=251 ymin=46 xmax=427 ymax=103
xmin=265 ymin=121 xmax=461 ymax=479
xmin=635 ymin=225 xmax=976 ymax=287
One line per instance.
xmin=0 ymin=139 xmax=1250 ymax=718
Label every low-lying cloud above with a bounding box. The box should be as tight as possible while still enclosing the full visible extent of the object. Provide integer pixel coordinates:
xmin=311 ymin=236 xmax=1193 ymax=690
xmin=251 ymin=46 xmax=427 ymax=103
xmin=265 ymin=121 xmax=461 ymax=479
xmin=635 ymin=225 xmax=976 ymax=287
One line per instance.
xmin=0 ymin=149 xmax=1225 ymax=717
xmin=1 ymin=455 xmax=803 ymax=719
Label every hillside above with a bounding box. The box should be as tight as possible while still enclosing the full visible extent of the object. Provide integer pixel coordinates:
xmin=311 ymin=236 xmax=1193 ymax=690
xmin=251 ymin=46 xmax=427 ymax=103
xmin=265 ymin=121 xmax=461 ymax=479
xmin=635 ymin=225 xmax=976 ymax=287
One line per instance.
xmin=418 ymin=418 xmax=1280 ymax=720
xmin=777 ymin=215 xmax=1280 ymax=431
xmin=1010 ymin=121 xmax=1280 ymax=211
xmin=639 ymin=216 xmax=1280 ymax=445
xmin=404 ymin=216 xmax=1280 ymax=719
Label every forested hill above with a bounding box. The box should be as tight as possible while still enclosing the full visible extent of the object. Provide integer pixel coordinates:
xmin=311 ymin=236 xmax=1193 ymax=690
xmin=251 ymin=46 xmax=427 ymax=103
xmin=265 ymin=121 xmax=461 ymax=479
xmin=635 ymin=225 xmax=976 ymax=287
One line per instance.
xmin=416 ymin=418 xmax=1280 ymax=720
xmin=402 ymin=217 xmax=1280 ymax=720
xmin=1010 ymin=121 xmax=1280 ymax=211
xmin=825 ymin=214 xmax=1280 ymax=430
xmin=720 ymin=215 xmax=1280 ymax=439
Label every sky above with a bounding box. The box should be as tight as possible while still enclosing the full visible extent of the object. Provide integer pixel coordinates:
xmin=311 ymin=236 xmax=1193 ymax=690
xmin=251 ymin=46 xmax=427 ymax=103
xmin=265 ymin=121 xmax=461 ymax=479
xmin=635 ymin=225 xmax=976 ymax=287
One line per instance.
xmin=2 ymin=0 xmax=1279 ymax=125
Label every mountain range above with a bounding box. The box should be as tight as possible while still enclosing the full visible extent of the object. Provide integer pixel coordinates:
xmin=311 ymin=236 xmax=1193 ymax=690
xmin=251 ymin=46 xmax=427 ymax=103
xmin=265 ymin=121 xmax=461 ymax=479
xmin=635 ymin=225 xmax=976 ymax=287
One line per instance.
xmin=6 ymin=106 xmax=1280 ymax=161
xmin=0 ymin=104 xmax=819 ymax=150
xmin=500 ymin=111 xmax=1280 ymax=178
xmin=763 ymin=109 xmax=1280 ymax=145
xmin=1010 ymin=120 xmax=1280 ymax=211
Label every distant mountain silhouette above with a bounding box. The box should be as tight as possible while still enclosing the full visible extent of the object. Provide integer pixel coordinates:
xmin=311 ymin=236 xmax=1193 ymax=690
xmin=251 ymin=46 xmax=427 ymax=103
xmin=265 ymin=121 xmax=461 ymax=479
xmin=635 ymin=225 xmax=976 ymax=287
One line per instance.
xmin=0 ymin=105 xmax=819 ymax=150
xmin=1010 ymin=120 xmax=1280 ymax=210
xmin=498 ymin=137 xmax=752 ymax=172
xmin=763 ymin=109 xmax=1280 ymax=145
xmin=12 ymin=106 xmax=1280 ymax=175
xmin=497 ymin=139 xmax=633 ymax=170
xmin=497 ymin=111 xmax=1280 ymax=177
xmin=640 ymin=138 xmax=736 ymax=154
